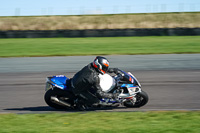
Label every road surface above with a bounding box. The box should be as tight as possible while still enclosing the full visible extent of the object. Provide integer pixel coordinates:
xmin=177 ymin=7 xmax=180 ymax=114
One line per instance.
xmin=0 ymin=54 xmax=200 ymax=113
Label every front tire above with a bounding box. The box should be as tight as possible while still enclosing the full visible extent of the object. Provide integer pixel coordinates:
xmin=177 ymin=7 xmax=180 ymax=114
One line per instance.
xmin=123 ymin=91 xmax=149 ymax=108
xmin=44 ymin=88 xmax=74 ymax=109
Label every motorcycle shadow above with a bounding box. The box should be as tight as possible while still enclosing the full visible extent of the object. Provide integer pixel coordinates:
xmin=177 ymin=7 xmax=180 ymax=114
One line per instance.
xmin=4 ymin=106 xmax=128 ymax=113
xmin=4 ymin=106 xmax=64 ymax=112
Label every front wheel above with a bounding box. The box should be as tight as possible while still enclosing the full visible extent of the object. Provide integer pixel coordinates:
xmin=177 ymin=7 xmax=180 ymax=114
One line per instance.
xmin=123 ymin=91 xmax=149 ymax=108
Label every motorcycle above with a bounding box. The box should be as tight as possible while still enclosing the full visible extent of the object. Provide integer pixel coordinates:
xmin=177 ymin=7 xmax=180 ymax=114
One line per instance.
xmin=44 ymin=70 xmax=149 ymax=110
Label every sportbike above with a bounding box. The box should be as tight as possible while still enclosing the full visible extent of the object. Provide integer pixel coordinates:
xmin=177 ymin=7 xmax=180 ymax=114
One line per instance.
xmin=44 ymin=70 xmax=148 ymax=110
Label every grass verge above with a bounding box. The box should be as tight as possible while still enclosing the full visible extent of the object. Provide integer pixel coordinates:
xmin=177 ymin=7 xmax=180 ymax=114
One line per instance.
xmin=0 ymin=111 xmax=199 ymax=133
xmin=0 ymin=36 xmax=200 ymax=57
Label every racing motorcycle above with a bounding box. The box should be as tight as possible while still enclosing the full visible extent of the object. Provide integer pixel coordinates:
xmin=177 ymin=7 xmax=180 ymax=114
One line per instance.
xmin=44 ymin=70 xmax=148 ymax=110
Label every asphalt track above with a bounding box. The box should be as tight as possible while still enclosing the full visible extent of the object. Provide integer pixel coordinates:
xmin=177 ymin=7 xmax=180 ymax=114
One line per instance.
xmin=0 ymin=54 xmax=200 ymax=113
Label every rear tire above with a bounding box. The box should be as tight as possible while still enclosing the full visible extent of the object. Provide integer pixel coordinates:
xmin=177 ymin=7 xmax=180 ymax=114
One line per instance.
xmin=123 ymin=91 xmax=149 ymax=108
xmin=44 ymin=88 xmax=74 ymax=109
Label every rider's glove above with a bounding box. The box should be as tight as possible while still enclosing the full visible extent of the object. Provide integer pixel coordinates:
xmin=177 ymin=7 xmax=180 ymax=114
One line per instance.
xmin=112 ymin=93 xmax=120 ymax=100
xmin=112 ymin=93 xmax=123 ymax=103
xmin=108 ymin=68 xmax=120 ymax=74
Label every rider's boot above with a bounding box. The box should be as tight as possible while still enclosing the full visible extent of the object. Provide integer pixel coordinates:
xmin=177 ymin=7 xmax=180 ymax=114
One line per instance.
xmin=74 ymin=98 xmax=88 ymax=111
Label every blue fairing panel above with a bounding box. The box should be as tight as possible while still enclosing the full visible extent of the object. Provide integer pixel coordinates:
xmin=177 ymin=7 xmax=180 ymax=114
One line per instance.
xmin=121 ymin=84 xmax=137 ymax=88
xmin=50 ymin=75 xmax=69 ymax=90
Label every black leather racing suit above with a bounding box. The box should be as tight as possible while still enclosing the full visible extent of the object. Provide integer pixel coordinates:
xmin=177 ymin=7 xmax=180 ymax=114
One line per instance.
xmin=71 ymin=63 xmax=117 ymax=106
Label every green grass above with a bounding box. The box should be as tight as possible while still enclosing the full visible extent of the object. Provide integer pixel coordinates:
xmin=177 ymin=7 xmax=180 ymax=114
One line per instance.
xmin=0 ymin=36 xmax=200 ymax=57
xmin=0 ymin=111 xmax=199 ymax=133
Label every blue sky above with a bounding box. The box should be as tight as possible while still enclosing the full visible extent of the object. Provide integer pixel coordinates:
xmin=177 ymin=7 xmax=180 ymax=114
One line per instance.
xmin=0 ymin=0 xmax=200 ymax=16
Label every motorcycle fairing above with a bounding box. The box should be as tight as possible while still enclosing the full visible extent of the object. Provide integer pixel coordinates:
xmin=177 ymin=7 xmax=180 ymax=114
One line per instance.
xmin=121 ymin=83 xmax=136 ymax=88
xmin=120 ymin=70 xmax=135 ymax=84
xmin=119 ymin=83 xmax=141 ymax=98
xmin=100 ymin=98 xmax=118 ymax=104
xmin=46 ymin=75 xmax=69 ymax=90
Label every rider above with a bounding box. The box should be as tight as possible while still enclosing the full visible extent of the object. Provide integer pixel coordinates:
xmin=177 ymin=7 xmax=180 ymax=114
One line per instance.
xmin=70 ymin=56 xmax=120 ymax=110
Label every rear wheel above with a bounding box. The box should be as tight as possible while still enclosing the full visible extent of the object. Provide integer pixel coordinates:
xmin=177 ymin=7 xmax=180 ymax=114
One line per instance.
xmin=123 ymin=91 xmax=149 ymax=108
xmin=44 ymin=88 xmax=74 ymax=109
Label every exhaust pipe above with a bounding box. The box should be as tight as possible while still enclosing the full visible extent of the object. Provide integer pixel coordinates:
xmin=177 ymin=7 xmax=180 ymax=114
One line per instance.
xmin=51 ymin=96 xmax=71 ymax=108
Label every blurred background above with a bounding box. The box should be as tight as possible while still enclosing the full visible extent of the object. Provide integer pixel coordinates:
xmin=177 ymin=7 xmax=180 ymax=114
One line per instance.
xmin=0 ymin=0 xmax=200 ymax=31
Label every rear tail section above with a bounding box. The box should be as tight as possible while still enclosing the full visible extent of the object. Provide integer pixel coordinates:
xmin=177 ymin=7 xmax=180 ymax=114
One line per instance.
xmin=46 ymin=75 xmax=69 ymax=91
